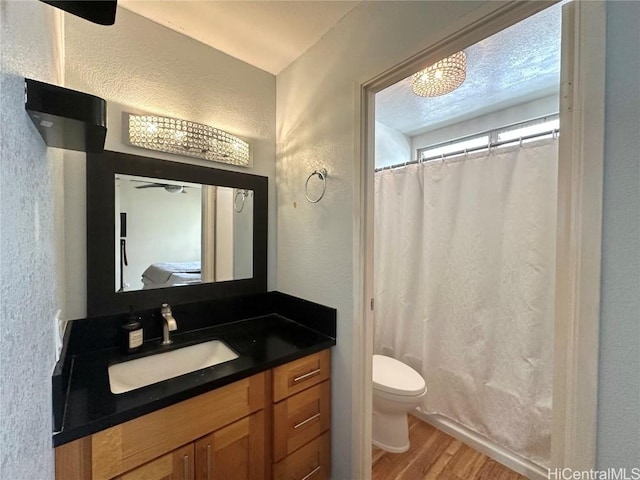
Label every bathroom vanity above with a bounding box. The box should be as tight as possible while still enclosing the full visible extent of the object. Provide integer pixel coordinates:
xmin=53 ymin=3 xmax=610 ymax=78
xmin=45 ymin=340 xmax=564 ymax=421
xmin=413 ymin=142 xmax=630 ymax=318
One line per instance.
xmin=53 ymin=297 xmax=336 ymax=480
xmin=55 ymin=349 xmax=332 ymax=480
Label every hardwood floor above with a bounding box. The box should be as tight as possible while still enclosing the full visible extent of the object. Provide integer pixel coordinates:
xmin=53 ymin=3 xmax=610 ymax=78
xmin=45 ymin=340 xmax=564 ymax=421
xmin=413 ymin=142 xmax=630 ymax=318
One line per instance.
xmin=372 ymin=415 xmax=527 ymax=480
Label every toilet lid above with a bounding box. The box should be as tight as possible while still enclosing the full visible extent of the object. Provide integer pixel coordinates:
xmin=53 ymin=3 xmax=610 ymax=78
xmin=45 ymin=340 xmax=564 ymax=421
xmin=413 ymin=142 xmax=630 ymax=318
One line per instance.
xmin=373 ymin=355 xmax=426 ymax=396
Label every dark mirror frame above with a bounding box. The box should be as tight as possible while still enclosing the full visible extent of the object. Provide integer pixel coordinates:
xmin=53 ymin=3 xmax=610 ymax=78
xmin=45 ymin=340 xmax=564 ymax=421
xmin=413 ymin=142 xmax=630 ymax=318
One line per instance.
xmin=40 ymin=1 xmax=118 ymax=25
xmin=87 ymin=150 xmax=268 ymax=317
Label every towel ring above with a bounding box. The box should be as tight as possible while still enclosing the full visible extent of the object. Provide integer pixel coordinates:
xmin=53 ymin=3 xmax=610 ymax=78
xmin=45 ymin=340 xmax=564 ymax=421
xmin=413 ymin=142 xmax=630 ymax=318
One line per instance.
xmin=234 ymin=189 xmax=250 ymax=213
xmin=305 ymin=168 xmax=327 ymax=203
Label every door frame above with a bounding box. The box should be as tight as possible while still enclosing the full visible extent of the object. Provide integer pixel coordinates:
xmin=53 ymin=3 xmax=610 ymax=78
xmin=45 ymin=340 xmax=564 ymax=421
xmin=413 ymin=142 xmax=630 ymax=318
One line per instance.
xmin=354 ymin=1 xmax=606 ymax=477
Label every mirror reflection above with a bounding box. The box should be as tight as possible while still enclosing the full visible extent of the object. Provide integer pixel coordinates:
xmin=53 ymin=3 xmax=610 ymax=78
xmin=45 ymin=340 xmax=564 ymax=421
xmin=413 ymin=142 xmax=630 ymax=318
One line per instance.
xmin=115 ymin=174 xmax=253 ymax=292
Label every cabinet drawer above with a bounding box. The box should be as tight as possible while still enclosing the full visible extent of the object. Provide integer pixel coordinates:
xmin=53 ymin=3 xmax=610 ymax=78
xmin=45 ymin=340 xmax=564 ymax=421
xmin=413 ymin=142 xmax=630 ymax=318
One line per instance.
xmin=273 ymin=350 xmax=330 ymax=402
xmin=273 ymin=380 xmax=330 ymax=462
xmin=273 ymin=431 xmax=330 ymax=480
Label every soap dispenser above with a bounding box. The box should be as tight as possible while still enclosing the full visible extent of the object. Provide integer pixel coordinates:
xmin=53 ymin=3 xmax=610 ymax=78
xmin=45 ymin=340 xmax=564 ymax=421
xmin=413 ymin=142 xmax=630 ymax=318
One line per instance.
xmin=120 ymin=307 xmax=144 ymax=354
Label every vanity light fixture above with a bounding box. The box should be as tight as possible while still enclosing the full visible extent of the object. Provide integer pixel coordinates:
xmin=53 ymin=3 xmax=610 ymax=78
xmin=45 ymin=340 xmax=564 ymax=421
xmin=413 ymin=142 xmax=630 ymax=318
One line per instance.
xmin=124 ymin=113 xmax=251 ymax=167
xmin=411 ymin=51 xmax=467 ymax=98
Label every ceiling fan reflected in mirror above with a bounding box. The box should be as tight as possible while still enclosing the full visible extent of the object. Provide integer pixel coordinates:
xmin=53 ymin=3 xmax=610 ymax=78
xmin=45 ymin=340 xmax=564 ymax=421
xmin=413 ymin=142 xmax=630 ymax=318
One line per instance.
xmin=131 ymin=180 xmax=191 ymax=194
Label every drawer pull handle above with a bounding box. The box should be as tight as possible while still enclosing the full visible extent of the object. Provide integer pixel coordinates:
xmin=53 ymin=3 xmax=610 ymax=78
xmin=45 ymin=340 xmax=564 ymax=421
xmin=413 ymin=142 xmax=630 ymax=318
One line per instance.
xmin=183 ymin=454 xmax=189 ymax=480
xmin=300 ymin=465 xmax=321 ymax=480
xmin=294 ymin=412 xmax=321 ymax=429
xmin=206 ymin=444 xmax=212 ymax=480
xmin=293 ymin=368 xmax=321 ymax=383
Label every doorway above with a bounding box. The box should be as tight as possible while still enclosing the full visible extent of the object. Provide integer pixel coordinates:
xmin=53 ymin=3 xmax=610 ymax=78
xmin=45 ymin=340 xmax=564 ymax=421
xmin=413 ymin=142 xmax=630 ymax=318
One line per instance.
xmin=355 ymin=1 xmax=606 ymax=478
xmin=372 ymin=5 xmax=561 ymax=475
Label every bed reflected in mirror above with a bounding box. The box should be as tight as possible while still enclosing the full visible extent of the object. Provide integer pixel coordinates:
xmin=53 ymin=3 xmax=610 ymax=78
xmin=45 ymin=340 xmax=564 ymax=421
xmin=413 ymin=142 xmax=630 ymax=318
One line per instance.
xmin=115 ymin=174 xmax=254 ymax=292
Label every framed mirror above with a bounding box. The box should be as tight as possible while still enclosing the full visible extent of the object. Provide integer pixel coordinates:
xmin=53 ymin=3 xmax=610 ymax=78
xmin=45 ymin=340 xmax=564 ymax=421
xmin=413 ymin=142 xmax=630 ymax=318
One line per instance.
xmin=87 ymin=150 xmax=267 ymax=316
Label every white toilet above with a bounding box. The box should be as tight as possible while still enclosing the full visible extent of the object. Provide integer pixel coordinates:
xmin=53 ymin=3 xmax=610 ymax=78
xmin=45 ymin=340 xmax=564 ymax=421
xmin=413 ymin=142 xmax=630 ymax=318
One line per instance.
xmin=372 ymin=354 xmax=427 ymax=453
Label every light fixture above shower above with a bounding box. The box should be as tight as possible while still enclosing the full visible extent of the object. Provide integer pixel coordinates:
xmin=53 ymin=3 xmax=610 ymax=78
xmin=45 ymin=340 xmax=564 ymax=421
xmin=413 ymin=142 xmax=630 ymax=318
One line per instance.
xmin=411 ymin=51 xmax=467 ymax=98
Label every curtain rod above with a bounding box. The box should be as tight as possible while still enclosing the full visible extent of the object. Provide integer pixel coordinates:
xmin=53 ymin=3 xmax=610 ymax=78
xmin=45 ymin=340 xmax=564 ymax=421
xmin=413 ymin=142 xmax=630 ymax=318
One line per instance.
xmin=375 ymin=128 xmax=559 ymax=173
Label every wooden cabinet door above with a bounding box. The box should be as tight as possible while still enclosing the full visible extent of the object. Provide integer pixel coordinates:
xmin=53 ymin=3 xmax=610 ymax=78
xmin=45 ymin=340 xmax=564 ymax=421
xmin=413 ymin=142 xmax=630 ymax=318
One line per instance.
xmin=71 ymin=373 xmax=266 ymax=480
xmin=195 ymin=411 xmax=265 ymax=480
xmin=116 ymin=443 xmax=195 ymax=480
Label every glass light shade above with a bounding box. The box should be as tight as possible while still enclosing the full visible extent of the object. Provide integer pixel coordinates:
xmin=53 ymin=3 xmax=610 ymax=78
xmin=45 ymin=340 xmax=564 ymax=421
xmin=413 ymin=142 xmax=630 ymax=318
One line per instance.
xmin=125 ymin=113 xmax=251 ymax=167
xmin=412 ymin=51 xmax=467 ymax=98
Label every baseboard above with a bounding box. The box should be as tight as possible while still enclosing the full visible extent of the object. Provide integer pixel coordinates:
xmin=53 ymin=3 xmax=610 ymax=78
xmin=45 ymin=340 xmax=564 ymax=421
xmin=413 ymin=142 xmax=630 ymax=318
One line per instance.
xmin=412 ymin=409 xmax=549 ymax=480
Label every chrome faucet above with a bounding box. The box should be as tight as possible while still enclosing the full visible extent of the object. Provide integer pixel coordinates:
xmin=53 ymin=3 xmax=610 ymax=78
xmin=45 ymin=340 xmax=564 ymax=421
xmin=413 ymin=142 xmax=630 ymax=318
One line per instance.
xmin=160 ymin=303 xmax=177 ymax=345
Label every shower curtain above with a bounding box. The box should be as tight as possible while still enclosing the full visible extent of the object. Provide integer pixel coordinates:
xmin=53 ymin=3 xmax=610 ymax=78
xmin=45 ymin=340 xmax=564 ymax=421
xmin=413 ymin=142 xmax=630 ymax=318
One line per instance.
xmin=374 ymin=140 xmax=557 ymax=467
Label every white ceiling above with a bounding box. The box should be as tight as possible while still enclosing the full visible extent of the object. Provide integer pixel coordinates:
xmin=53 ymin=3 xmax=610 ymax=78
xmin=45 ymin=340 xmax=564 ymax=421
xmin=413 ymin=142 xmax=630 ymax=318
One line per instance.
xmin=120 ymin=1 xmax=561 ymax=136
xmin=119 ymin=0 xmax=361 ymax=75
xmin=376 ymin=3 xmax=562 ymax=137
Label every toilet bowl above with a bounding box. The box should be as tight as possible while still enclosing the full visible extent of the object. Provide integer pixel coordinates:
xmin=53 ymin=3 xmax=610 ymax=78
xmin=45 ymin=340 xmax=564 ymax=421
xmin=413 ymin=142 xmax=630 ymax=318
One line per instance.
xmin=372 ymin=354 xmax=426 ymax=453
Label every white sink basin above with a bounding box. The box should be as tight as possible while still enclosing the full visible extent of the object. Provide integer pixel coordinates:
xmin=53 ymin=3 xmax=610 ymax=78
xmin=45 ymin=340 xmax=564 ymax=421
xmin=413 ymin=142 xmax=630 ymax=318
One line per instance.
xmin=108 ymin=340 xmax=239 ymax=394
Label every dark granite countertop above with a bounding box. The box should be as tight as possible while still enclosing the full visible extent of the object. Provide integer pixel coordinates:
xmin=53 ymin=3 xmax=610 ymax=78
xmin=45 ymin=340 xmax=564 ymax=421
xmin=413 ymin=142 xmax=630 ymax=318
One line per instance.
xmin=53 ymin=293 xmax=336 ymax=447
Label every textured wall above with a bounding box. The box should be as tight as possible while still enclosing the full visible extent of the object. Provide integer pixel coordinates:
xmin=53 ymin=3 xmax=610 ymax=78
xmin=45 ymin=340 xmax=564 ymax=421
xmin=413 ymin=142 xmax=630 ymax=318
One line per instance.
xmin=63 ymin=7 xmax=276 ymax=319
xmin=597 ymin=0 xmax=640 ymax=468
xmin=275 ymin=2 xmax=507 ymax=477
xmin=375 ymin=121 xmax=411 ymax=168
xmin=0 ymin=1 xmax=63 ymax=478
